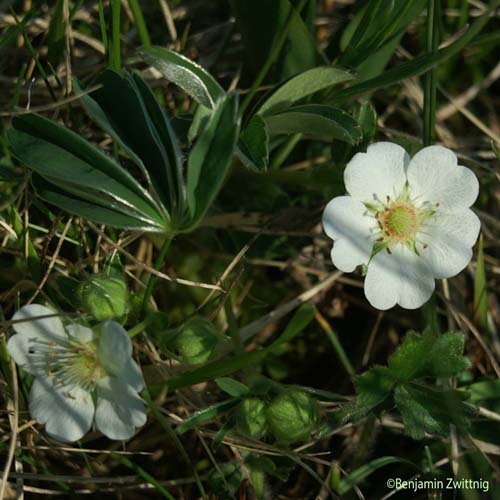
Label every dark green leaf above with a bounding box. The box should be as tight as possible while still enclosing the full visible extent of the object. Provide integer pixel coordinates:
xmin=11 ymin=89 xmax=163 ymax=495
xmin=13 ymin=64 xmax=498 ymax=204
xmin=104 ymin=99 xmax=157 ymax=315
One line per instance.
xmin=32 ymin=175 xmax=159 ymax=230
xmin=395 ymin=383 xmax=473 ymax=439
xmin=388 ymin=330 xmax=433 ymax=381
xmin=268 ymin=303 xmax=315 ymax=352
xmin=185 ymin=94 xmax=240 ymax=229
xmin=238 ymin=115 xmax=269 ymax=171
xmin=264 ymin=104 xmax=362 ymax=144
xmin=76 ymin=70 xmax=182 ymax=217
xmin=427 ymin=333 xmax=470 ymax=377
xmin=8 ymin=114 xmax=166 ymax=230
xmin=140 ymin=46 xmax=225 ymax=109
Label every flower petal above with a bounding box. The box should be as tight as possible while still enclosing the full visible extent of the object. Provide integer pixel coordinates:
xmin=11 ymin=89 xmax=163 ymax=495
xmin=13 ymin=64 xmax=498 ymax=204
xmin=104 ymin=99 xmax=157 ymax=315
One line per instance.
xmin=344 ymin=142 xmax=409 ymax=204
xmin=418 ymin=209 xmax=480 ymax=279
xmin=98 ymin=321 xmax=132 ymax=376
xmin=29 ymin=378 xmax=94 ymax=442
xmin=95 ymin=377 xmax=147 ymax=440
xmin=322 ymin=196 xmax=378 ymax=272
xmin=8 ymin=304 xmax=67 ymax=375
xmin=407 ymin=145 xmax=479 ymax=212
xmin=66 ymin=324 xmax=95 ymax=343
xmin=120 ymin=358 xmax=145 ymax=392
xmin=365 ymin=245 xmax=435 ymax=310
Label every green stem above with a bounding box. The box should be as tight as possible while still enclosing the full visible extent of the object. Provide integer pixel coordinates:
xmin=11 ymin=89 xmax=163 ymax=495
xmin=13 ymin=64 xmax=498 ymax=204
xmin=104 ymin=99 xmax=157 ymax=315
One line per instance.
xmin=128 ymin=0 xmax=152 ymax=48
xmin=315 ymin=312 xmax=355 ymax=377
xmin=423 ymin=0 xmax=439 ymax=146
xmin=239 ymin=0 xmax=310 ymax=116
xmin=271 ymin=133 xmax=303 ymax=170
xmin=110 ymin=0 xmax=121 ymax=71
xmin=142 ymin=237 xmax=172 ymax=314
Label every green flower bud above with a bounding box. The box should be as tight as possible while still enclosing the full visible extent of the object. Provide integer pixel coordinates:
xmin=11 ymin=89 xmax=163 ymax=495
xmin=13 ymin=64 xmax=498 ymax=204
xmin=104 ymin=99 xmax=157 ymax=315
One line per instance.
xmin=236 ymin=398 xmax=267 ymax=439
xmin=266 ymin=389 xmax=318 ymax=444
xmin=79 ymin=275 xmax=128 ymax=322
xmin=175 ymin=317 xmax=219 ymax=365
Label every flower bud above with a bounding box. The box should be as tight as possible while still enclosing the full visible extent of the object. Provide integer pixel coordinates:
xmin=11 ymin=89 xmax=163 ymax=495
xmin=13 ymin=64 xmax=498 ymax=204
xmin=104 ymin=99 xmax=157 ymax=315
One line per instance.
xmin=266 ymin=389 xmax=318 ymax=444
xmin=236 ymin=398 xmax=267 ymax=439
xmin=175 ymin=317 xmax=219 ymax=365
xmin=79 ymin=275 xmax=128 ymax=322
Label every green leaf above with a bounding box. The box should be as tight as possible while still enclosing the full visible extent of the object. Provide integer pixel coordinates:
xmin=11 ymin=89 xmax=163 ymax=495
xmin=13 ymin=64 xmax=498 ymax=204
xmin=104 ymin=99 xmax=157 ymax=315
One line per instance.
xmin=268 ymin=303 xmax=315 ymax=352
xmin=76 ymin=70 xmax=183 ymax=218
xmin=388 ymin=330 xmax=469 ymax=380
xmin=337 ymin=456 xmax=418 ymax=495
xmin=465 ymin=379 xmax=500 ymax=403
xmin=340 ymin=0 xmax=427 ymax=69
xmin=346 ymin=367 xmax=395 ymax=421
xmin=427 ymin=333 xmax=470 ymax=377
xmin=32 ymin=175 xmax=160 ymax=231
xmin=473 ymin=234 xmax=488 ymax=332
xmin=264 ymin=104 xmax=362 ymax=144
xmin=8 ymin=114 xmax=166 ymax=230
xmin=238 ymin=115 xmax=269 ymax=171
xmin=388 ymin=330 xmax=434 ymax=381
xmin=184 ymin=94 xmax=240 ymax=229
xmin=395 ymin=383 xmax=473 ymax=439
xmin=215 ymin=377 xmax=250 ymax=397
xmin=140 ymin=46 xmax=225 ymax=109
xmin=355 ymin=101 xmax=378 ymax=143
xmin=257 ymin=66 xmax=354 ymax=116
xmin=177 ymin=400 xmax=240 ymax=434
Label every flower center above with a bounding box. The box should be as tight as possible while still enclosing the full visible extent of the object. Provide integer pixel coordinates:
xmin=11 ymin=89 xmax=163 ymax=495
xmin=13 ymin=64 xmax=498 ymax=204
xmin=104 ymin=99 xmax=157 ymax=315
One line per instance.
xmin=381 ymin=203 xmax=419 ymax=241
xmin=30 ymin=337 xmax=106 ymax=391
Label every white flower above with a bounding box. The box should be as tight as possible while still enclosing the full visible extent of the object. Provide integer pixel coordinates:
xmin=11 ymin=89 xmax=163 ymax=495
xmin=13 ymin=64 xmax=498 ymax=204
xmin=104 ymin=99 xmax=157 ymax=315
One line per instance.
xmin=322 ymin=142 xmax=480 ymax=310
xmin=7 ymin=304 xmax=147 ymax=442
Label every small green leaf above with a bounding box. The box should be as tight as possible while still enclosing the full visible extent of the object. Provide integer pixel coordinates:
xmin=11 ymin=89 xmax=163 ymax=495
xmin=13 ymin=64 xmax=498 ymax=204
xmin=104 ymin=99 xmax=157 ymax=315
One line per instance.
xmin=177 ymin=400 xmax=240 ymax=435
xmin=215 ymin=377 xmax=250 ymax=397
xmin=257 ymin=66 xmax=354 ymax=116
xmin=427 ymin=332 xmax=470 ymax=377
xmin=269 ymin=303 xmax=315 ymax=352
xmin=388 ymin=330 xmax=433 ymax=381
xmin=355 ymin=367 xmax=396 ymax=409
xmin=185 ymin=94 xmax=240 ymax=229
xmin=238 ymin=115 xmax=269 ymax=171
xmin=140 ymin=46 xmax=225 ymax=109
xmin=395 ymin=383 xmax=473 ymax=439
xmin=264 ymin=104 xmax=362 ymax=144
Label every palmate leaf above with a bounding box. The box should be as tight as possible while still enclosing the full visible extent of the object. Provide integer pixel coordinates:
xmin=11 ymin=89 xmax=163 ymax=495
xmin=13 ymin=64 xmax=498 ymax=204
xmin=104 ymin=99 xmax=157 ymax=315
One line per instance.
xmin=8 ymin=113 xmax=168 ymax=231
xmin=75 ymin=70 xmax=184 ymax=218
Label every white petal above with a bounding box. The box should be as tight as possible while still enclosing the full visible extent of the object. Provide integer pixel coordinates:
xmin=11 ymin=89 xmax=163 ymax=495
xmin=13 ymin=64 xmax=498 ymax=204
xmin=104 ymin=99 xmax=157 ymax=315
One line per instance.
xmin=120 ymin=358 xmax=145 ymax=392
xmin=418 ymin=210 xmax=480 ymax=279
xmin=344 ymin=142 xmax=409 ymax=204
xmin=29 ymin=378 xmax=94 ymax=442
xmin=407 ymin=145 xmax=479 ymax=212
xmin=66 ymin=324 xmax=95 ymax=343
xmin=95 ymin=377 xmax=147 ymax=440
xmin=365 ymin=245 xmax=435 ymax=310
xmin=8 ymin=304 xmax=67 ymax=375
xmin=322 ymin=196 xmax=377 ymax=272
xmin=98 ymin=321 xmax=132 ymax=376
